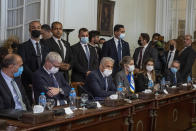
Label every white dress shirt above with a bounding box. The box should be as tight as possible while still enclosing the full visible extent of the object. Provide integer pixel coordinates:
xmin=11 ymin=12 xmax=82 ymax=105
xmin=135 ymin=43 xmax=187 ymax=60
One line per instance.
xmin=53 ymin=36 xmax=67 ymax=59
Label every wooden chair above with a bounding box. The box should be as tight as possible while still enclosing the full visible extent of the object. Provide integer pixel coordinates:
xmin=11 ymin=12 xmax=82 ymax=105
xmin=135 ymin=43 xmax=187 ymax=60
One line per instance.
xmin=71 ymin=82 xmax=84 ymax=96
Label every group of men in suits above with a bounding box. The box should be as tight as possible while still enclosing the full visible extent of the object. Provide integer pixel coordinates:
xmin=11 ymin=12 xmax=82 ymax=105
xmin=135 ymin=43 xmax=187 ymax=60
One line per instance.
xmin=0 ymin=19 xmax=196 ymax=111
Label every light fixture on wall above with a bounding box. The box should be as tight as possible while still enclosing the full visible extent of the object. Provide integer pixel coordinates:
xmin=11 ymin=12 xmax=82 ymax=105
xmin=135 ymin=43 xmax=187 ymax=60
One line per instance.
xmin=63 ymin=29 xmax=75 ymax=42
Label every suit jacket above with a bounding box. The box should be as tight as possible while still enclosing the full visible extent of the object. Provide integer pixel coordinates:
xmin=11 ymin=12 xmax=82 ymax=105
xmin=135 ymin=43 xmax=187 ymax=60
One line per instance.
xmin=114 ymin=70 xmax=132 ymax=90
xmin=84 ymin=69 xmax=117 ymax=97
xmin=165 ymin=69 xmax=182 ymax=86
xmin=133 ymin=44 xmax=158 ymax=69
xmin=101 ymin=38 xmax=130 ymax=76
xmin=46 ymin=37 xmax=73 ymax=81
xmin=0 ymin=73 xmax=31 ymax=110
xmin=89 ymin=44 xmax=102 ymax=62
xmin=18 ymin=39 xmax=49 ymax=86
xmin=71 ymin=42 xmax=99 ymax=82
xmin=176 ymin=46 xmax=196 ymax=82
xmin=135 ymin=73 xmax=149 ymax=93
xmin=32 ymin=67 xmax=71 ymax=104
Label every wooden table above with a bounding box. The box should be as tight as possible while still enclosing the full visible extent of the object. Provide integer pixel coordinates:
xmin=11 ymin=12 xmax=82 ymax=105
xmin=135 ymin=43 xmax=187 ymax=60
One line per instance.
xmin=2 ymin=89 xmax=196 ymax=131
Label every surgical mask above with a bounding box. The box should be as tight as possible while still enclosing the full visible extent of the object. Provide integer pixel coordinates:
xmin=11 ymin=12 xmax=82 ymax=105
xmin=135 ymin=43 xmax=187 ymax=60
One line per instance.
xmin=14 ymin=66 xmax=23 ymax=77
xmin=119 ymin=33 xmax=125 ymax=39
xmin=170 ymin=45 xmax=175 ymax=51
xmin=31 ymin=30 xmax=41 ymax=38
xmin=48 ymin=67 xmax=59 ymax=74
xmin=146 ymin=66 xmax=154 ymax=72
xmin=138 ymin=40 xmax=142 ymax=46
xmin=81 ymin=37 xmax=89 ymax=44
xmin=128 ymin=65 xmax=135 ymax=72
xmin=103 ymin=69 xmax=112 ymax=77
xmin=170 ymin=67 xmax=178 ymax=74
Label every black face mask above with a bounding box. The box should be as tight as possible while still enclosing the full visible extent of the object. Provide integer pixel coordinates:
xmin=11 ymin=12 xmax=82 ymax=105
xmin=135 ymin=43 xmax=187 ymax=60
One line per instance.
xmin=170 ymin=45 xmax=174 ymax=51
xmin=138 ymin=40 xmax=142 ymax=46
xmin=31 ymin=30 xmax=41 ymax=38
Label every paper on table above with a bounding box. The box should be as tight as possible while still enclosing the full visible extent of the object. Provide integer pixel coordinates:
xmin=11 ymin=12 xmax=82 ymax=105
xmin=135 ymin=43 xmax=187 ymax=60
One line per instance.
xmin=96 ymin=101 xmax=102 ymax=108
xmin=64 ymin=107 xmax=73 ymax=115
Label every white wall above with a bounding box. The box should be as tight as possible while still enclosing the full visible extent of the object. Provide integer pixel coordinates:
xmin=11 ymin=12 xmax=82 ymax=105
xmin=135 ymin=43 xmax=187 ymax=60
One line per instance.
xmin=49 ymin=0 xmax=156 ymax=55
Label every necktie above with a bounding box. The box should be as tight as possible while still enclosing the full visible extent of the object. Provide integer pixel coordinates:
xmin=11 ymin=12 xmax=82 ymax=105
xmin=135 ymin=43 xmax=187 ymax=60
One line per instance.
xmin=104 ymin=77 xmax=108 ymax=92
xmin=138 ymin=47 xmax=144 ymax=69
xmin=36 ymin=42 xmax=41 ymax=68
xmin=58 ymin=40 xmax=64 ymax=60
xmin=84 ymin=45 xmax=90 ymax=67
xmin=167 ymin=52 xmax=172 ymax=68
xmin=174 ymin=73 xmax=177 ymax=85
xmin=118 ymin=40 xmax=122 ymax=61
xmin=50 ymin=74 xmax=59 ymax=88
xmin=11 ymin=80 xmax=26 ymax=110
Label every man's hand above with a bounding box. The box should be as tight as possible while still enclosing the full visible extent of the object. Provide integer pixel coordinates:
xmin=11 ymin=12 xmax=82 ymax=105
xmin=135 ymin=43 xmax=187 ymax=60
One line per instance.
xmin=47 ymin=87 xmax=60 ymax=97
xmin=60 ymin=63 xmax=70 ymax=71
xmin=86 ymin=71 xmax=91 ymax=76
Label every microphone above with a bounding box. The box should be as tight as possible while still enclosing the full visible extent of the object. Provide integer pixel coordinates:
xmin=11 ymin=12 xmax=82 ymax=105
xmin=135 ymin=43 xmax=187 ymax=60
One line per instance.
xmin=78 ymin=85 xmax=96 ymax=102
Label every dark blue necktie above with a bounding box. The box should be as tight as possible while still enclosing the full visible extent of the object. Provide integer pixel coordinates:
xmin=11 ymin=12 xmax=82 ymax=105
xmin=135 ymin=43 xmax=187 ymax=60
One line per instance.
xmin=104 ymin=77 xmax=108 ymax=91
xmin=50 ymin=74 xmax=59 ymax=88
xmin=118 ymin=40 xmax=122 ymax=61
xmin=84 ymin=45 xmax=90 ymax=68
xmin=174 ymin=73 xmax=177 ymax=85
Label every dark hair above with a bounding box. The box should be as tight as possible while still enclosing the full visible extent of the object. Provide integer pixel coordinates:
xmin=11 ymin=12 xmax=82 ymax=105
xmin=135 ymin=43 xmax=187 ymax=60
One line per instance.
xmin=152 ymin=33 xmax=161 ymax=39
xmin=41 ymin=24 xmax=51 ymax=31
xmin=79 ymin=28 xmax=88 ymax=34
xmin=1 ymin=54 xmax=17 ymax=68
xmin=51 ymin=21 xmax=62 ymax=29
xmin=0 ymin=47 xmax=8 ymax=66
xmin=100 ymin=38 xmax=105 ymax=41
xmin=114 ymin=24 xmax=124 ymax=32
xmin=120 ymin=56 xmax=134 ymax=68
xmin=142 ymin=58 xmax=156 ymax=81
xmin=89 ymin=30 xmax=100 ymax=42
xmin=141 ymin=33 xmax=150 ymax=43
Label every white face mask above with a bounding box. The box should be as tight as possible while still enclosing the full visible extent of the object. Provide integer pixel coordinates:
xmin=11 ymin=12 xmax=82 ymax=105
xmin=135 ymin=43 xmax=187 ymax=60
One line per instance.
xmin=146 ymin=66 xmax=154 ymax=72
xmin=128 ymin=65 xmax=135 ymax=72
xmin=48 ymin=67 xmax=59 ymax=74
xmin=103 ymin=69 xmax=112 ymax=77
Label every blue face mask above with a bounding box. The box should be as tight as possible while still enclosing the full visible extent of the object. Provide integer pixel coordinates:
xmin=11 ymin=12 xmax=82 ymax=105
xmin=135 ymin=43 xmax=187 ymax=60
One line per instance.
xmin=81 ymin=37 xmax=89 ymax=44
xmin=170 ymin=67 xmax=178 ymax=74
xmin=119 ymin=33 xmax=125 ymax=39
xmin=14 ymin=66 xmax=23 ymax=77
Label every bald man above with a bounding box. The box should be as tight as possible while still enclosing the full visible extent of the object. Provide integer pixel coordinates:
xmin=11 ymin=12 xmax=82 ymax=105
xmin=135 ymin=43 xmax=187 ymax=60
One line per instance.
xmin=18 ymin=21 xmax=49 ymax=104
xmin=0 ymin=54 xmax=31 ymax=110
xmin=177 ymin=35 xmax=196 ymax=82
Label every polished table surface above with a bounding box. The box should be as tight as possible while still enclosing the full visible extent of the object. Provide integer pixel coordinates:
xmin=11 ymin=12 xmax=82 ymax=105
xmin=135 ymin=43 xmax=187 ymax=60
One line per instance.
xmin=2 ymin=89 xmax=196 ymax=131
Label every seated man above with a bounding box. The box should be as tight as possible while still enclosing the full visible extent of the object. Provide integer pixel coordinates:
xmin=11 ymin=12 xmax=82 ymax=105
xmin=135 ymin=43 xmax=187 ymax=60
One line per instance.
xmin=85 ymin=57 xmax=117 ymax=97
xmin=32 ymin=52 xmax=71 ymax=106
xmin=165 ymin=60 xmax=182 ymax=86
xmin=0 ymin=54 xmax=31 ymax=110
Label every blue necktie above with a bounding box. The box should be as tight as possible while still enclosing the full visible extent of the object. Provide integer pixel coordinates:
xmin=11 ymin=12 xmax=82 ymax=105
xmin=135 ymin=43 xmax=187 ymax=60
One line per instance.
xmin=104 ymin=77 xmax=108 ymax=91
xmin=174 ymin=74 xmax=177 ymax=85
xmin=118 ymin=40 xmax=122 ymax=61
xmin=84 ymin=45 xmax=90 ymax=67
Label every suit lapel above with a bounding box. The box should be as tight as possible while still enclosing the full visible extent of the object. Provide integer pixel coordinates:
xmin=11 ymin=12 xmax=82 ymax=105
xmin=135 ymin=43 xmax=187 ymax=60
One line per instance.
xmin=111 ymin=38 xmax=118 ymax=57
xmin=97 ymin=70 xmax=106 ymax=90
xmin=28 ymin=39 xmax=37 ymax=56
xmin=79 ymin=43 xmax=88 ymax=62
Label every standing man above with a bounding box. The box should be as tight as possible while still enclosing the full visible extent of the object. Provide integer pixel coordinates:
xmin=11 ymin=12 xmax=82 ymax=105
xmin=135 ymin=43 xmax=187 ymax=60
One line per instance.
xmin=133 ymin=33 xmax=158 ymax=72
xmin=89 ymin=30 xmax=102 ymax=62
xmin=41 ymin=24 xmax=52 ymax=40
xmin=18 ymin=21 xmax=49 ymax=104
xmin=71 ymin=28 xmax=98 ymax=82
xmin=0 ymin=54 xmax=31 ymax=110
xmin=101 ymin=24 xmax=130 ymax=76
xmin=177 ymin=35 xmax=196 ymax=82
xmin=47 ymin=21 xmax=72 ymax=81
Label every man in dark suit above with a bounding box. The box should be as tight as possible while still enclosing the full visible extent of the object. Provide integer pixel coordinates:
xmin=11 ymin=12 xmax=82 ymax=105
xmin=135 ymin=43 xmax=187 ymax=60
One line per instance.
xmin=89 ymin=30 xmax=102 ymax=62
xmin=133 ymin=33 xmax=158 ymax=72
xmin=101 ymin=24 xmax=130 ymax=76
xmin=85 ymin=57 xmax=117 ymax=97
xmin=165 ymin=60 xmax=182 ymax=86
xmin=165 ymin=39 xmax=179 ymax=69
xmin=176 ymin=35 xmax=196 ymax=82
xmin=18 ymin=21 xmax=49 ymax=104
xmin=46 ymin=21 xmax=72 ymax=81
xmin=41 ymin=24 xmax=52 ymax=40
xmin=32 ymin=52 xmax=71 ymax=105
xmin=0 ymin=54 xmax=31 ymax=110
xmin=71 ymin=28 xmax=98 ymax=82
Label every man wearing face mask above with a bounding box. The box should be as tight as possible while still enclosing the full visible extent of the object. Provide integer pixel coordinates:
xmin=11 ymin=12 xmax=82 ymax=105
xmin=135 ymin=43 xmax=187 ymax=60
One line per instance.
xmin=176 ymin=35 xmax=196 ymax=82
xmin=84 ymin=57 xmax=117 ymax=97
xmin=101 ymin=24 xmax=130 ymax=76
xmin=0 ymin=54 xmax=31 ymax=110
xmin=18 ymin=21 xmax=49 ymax=104
xmin=165 ymin=60 xmax=182 ymax=86
xmin=32 ymin=52 xmax=71 ymax=106
xmin=71 ymin=28 xmax=98 ymax=82
xmin=133 ymin=33 xmax=158 ymax=72
xmin=164 ymin=39 xmax=179 ymax=70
